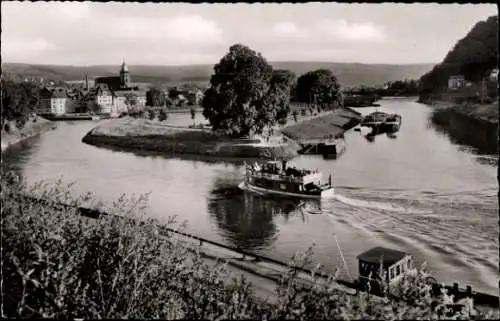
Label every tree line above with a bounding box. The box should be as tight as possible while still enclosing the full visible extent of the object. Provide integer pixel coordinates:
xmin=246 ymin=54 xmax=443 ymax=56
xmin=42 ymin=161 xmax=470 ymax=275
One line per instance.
xmin=344 ymin=79 xmax=421 ymax=98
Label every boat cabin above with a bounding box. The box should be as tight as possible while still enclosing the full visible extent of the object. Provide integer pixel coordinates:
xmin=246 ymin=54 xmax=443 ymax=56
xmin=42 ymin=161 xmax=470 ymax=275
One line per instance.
xmin=246 ymin=160 xmax=331 ymax=196
xmin=357 ymin=247 xmax=413 ymax=293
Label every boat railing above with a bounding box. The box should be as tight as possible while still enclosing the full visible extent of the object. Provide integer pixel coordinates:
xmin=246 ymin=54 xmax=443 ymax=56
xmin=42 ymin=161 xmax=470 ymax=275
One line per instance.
xmin=247 ymin=170 xmax=321 ymax=184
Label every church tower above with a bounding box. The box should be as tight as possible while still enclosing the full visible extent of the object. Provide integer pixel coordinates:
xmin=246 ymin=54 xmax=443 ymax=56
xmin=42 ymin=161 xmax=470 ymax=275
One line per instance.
xmin=120 ymin=60 xmax=131 ymax=88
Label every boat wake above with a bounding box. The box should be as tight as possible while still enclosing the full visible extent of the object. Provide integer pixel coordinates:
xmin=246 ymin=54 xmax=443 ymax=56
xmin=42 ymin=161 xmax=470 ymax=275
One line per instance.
xmin=332 ymin=193 xmax=429 ymax=214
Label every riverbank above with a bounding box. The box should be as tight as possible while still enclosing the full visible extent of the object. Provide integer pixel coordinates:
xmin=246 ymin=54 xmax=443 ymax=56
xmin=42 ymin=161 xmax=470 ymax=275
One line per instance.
xmin=82 ymin=117 xmax=300 ymax=160
xmin=1 ymin=116 xmax=57 ymax=153
xmin=418 ymin=98 xmax=499 ymax=124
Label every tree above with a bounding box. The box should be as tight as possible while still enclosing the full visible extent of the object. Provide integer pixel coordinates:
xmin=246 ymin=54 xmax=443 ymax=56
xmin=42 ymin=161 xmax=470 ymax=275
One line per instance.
xmin=158 ymin=108 xmax=168 ymax=122
xmin=146 ymin=87 xmax=166 ymax=107
xmin=190 ymin=107 xmax=196 ymax=126
xmin=295 ymin=69 xmax=343 ymax=110
xmin=202 ymin=44 xmax=294 ymax=137
xmin=146 ymin=108 xmax=155 ymax=120
xmin=168 ymin=87 xmax=181 ymax=100
xmin=164 ymin=96 xmax=173 ymax=108
xmin=124 ymin=93 xmax=138 ymax=108
xmin=268 ymin=69 xmax=296 ymax=126
xmin=1 ymin=79 xmax=40 ymax=129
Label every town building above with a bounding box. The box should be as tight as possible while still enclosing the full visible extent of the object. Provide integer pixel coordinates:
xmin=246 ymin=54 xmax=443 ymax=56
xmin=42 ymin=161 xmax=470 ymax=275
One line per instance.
xmin=37 ymin=87 xmax=75 ymax=115
xmin=86 ymin=84 xmax=114 ymax=114
xmin=167 ymin=87 xmax=204 ymax=106
xmin=95 ymin=61 xmax=132 ymax=91
xmin=185 ymin=89 xmax=204 ymax=105
xmin=34 ymin=62 xmax=147 ymax=116
xmin=93 ymin=61 xmax=146 ymax=115
xmin=448 ymin=75 xmax=466 ymax=90
xmin=489 ymin=68 xmax=498 ymax=81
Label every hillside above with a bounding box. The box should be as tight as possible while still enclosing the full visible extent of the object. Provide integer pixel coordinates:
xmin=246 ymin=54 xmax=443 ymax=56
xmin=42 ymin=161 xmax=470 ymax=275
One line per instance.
xmin=419 ymin=15 xmax=498 ymax=93
xmin=2 ymin=61 xmax=434 ymax=88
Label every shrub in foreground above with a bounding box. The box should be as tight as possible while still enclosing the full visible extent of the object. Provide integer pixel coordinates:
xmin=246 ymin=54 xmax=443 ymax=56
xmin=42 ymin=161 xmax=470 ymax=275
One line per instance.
xmin=1 ymin=170 xmax=497 ymax=320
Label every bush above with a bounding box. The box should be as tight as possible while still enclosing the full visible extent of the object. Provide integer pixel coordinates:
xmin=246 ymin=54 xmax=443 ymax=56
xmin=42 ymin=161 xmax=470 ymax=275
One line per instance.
xmin=4 ymin=122 xmax=12 ymax=133
xmin=158 ymin=109 xmax=168 ymax=122
xmin=1 ymin=169 xmax=496 ymax=320
xmin=145 ymin=108 xmax=156 ymax=121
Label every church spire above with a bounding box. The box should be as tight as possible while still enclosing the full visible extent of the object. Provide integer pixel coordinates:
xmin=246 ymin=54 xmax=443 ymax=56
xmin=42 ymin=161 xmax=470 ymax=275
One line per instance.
xmin=121 ymin=59 xmax=128 ymax=73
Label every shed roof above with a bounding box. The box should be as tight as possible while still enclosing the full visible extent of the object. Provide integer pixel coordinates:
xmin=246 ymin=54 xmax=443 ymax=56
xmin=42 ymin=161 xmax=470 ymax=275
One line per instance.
xmin=357 ymin=247 xmax=408 ymax=266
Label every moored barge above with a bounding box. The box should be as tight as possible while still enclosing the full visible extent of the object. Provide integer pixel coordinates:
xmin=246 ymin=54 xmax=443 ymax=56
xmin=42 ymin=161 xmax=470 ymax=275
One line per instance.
xmin=360 ymin=111 xmax=402 ymax=133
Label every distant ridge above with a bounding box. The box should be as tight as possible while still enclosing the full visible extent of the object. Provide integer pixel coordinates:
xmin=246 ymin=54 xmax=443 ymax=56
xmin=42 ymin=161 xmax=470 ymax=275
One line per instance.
xmin=2 ymin=61 xmax=434 ymax=87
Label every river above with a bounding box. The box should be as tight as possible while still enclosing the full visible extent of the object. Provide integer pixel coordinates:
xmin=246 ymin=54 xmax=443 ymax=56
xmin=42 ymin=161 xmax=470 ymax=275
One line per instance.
xmin=2 ymin=98 xmax=498 ymax=296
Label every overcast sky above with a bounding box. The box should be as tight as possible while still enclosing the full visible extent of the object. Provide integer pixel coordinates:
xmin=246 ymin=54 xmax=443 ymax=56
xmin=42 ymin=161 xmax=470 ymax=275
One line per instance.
xmin=1 ymin=2 xmax=497 ymax=66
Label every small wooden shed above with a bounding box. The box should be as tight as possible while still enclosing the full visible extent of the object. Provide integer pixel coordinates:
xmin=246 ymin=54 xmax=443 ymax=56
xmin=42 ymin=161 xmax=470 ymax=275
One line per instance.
xmin=357 ymin=247 xmax=413 ymax=293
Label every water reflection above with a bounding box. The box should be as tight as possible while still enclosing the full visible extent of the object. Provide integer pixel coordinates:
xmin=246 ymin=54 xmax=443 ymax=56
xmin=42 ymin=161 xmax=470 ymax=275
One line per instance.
xmin=361 ymin=127 xmax=400 ymax=143
xmin=1 ymin=137 xmax=40 ymax=180
xmin=428 ymin=108 xmax=498 ymax=159
xmin=386 ymin=132 xmax=398 ymax=140
xmin=207 ymin=177 xmax=320 ymax=252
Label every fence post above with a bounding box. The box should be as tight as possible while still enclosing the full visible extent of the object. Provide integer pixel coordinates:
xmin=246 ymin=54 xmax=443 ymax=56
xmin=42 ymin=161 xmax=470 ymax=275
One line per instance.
xmin=466 ymin=285 xmax=472 ymax=298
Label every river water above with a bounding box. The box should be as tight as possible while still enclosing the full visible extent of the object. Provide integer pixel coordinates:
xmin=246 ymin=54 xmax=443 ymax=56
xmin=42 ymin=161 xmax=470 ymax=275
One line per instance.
xmin=2 ymin=98 xmax=498 ymax=296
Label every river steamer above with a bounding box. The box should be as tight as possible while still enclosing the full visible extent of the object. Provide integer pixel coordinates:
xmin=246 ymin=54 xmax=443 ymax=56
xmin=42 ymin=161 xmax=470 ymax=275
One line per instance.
xmin=239 ymin=160 xmax=335 ymax=199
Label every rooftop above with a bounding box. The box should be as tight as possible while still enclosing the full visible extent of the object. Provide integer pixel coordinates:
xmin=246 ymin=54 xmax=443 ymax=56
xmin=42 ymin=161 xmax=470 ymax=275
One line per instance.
xmin=357 ymin=247 xmax=409 ymax=266
xmin=281 ymin=110 xmax=358 ymax=142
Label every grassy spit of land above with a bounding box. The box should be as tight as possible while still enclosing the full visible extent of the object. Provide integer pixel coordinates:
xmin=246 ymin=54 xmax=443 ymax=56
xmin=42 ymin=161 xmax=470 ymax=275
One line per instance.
xmin=82 ymin=107 xmax=363 ymax=159
xmin=2 ymin=169 xmax=498 ymax=319
xmin=1 ymin=116 xmax=57 ymax=153
xmin=82 ymin=117 xmax=300 ymax=160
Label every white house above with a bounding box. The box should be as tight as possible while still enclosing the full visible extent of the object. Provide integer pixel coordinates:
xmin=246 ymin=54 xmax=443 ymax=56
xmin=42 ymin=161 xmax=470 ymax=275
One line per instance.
xmin=86 ymin=84 xmax=114 ymax=114
xmin=112 ymin=89 xmax=147 ymax=115
xmin=448 ymin=75 xmax=466 ymax=90
xmin=37 ymin=87 xmax=73 ymax=115
xmin=489 ymin=68 xmax=498 ymax=81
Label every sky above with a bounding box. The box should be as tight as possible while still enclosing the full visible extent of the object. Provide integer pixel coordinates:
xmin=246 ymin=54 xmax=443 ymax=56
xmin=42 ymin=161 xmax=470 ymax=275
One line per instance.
xmin=1 ymin=2 xmax=497 ymax=66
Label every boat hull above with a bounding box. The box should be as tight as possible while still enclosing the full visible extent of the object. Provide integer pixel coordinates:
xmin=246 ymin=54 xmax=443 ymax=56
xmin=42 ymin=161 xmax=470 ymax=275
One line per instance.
xmin=238 ymin=182 xmax=335 ymax=199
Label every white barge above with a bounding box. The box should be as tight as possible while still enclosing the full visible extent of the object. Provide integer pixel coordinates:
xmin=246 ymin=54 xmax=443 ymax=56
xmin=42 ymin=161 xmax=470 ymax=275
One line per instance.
xmin=239 ymin=160 xmax=335 ymax=199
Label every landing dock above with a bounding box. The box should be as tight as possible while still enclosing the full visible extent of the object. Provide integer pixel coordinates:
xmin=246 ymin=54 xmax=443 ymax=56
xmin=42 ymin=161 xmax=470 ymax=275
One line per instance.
xmin=280 ymin=107 xmax=362 ymax=156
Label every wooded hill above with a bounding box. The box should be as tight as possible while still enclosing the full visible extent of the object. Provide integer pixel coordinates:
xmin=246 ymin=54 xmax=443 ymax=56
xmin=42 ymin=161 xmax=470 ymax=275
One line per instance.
xmin=2 ymin=61 xmax=434 ymax=88
xmin=419 ymin=15 xmax=498 ymax=93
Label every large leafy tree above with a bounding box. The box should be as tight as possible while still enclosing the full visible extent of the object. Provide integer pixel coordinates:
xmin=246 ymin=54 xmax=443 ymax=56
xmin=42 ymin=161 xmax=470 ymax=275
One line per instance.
xmin=267 ymin=69 xmax=296 ymax=125
xmin=146 ymin=87 xmax=166 ymax=107
xmin=1 ymin=78 xmax=40 ymax=129
xmin=295 ymin=69 xmax=343 ymax=110
xmin=202 ymin=44 xmax=295 ymax=137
